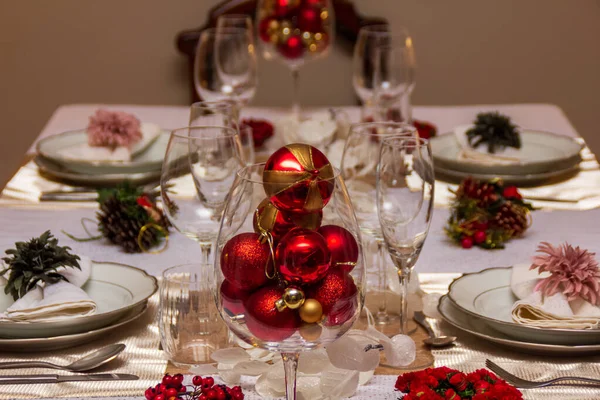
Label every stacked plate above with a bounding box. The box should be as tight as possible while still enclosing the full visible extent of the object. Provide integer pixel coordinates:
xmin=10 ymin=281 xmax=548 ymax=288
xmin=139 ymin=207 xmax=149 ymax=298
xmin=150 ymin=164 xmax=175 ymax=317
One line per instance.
xmin=438 ymin=267 xmax=600 ymax=355
xmin=35 ymin=129 xmax=170 ymax=187
xmin=429 ymin=130 xmax=583 ymax=186
xmin=0 ymin=261 xmax=157 ymax=352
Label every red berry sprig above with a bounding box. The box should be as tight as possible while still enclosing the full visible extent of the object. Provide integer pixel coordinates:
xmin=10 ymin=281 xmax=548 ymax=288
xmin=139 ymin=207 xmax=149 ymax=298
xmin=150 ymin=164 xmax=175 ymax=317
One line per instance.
xmin=145 ymin=374 xmax=244 ymax=400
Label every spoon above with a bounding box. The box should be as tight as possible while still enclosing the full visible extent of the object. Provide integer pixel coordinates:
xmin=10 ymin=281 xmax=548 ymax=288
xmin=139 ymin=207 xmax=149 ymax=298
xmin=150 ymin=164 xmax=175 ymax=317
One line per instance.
xmin=413 ymin=311 xmax=457 ymax=347
xmin=0 ymin=343 xmax=126 ymax=372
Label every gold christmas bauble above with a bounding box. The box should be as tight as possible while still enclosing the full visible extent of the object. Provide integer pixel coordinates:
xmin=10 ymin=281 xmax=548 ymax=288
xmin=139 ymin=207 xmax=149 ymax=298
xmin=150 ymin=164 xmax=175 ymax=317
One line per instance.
xmin=299 ymin=323 xmax=322 ymax=341
xmin=283 ymin=287 xmax=305 ymax=309
xmin=299 ymin=298 xmax=323 ymax=323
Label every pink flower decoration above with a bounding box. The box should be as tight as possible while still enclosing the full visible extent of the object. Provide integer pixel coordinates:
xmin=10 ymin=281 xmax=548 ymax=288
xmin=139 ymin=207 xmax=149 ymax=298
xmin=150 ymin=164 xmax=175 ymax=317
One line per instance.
xmin=87 ymin=109 xmax=142 ymax=149
xmin=531 ymin=242 xmax=600 ymax=305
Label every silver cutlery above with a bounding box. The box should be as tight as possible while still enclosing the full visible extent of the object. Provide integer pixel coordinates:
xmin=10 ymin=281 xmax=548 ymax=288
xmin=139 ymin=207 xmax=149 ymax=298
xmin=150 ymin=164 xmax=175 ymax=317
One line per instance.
xmin=413 ymin=311 xmax=457 ymax=347
xmin=486 ymin=359 xmax=600 ymax=388
xmin=0 ymin=344 xmax=126 ymax=372
xmin=0 ymin=373 xmax=138 ymax=385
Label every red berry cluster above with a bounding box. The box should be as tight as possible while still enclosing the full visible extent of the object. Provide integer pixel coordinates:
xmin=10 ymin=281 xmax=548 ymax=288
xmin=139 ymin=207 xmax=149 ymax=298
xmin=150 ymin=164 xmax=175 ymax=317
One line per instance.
xmin=145 ymin=374 xmax=244 ymax=400
xmin=395 ymin=367 xmax=523 ymax=399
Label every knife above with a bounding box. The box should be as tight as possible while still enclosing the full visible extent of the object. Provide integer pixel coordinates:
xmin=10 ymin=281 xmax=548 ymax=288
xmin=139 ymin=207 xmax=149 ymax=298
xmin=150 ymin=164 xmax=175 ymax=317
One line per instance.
xmin=40 ymin=192 xmax=99 ymax=202
xmin=0 ymin=373 xmax=139 ymax=385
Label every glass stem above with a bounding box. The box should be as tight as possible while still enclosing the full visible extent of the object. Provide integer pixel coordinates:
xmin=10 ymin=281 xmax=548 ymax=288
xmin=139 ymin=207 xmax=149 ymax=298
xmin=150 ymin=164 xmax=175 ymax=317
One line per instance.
xmin=282 ymin=352 xmax=300 ymax=400
xmin=397 ymin=266 xmax=412 ymax=334
xmin=200 ymin=242 xmax=212 ymax=265
xmin=291 ymin=68 xmax=300 ymax=121
xmin=376 ymin=240 xmax=389 ymax=324
xmin=400 ymin=92 xmax=412 ymax=123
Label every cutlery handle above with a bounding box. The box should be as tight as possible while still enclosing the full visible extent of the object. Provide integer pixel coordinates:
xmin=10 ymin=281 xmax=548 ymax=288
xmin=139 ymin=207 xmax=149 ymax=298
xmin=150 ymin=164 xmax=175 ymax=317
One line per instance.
xmin=549 ymin=376 xmax=600 ymax=386
xmin=0 ymin=361 xmax=60 ymax=371
xmin=413 ymin=311 xmax=436 ymax=337
xmin=0 ymin=374 xmax=58 ymax=384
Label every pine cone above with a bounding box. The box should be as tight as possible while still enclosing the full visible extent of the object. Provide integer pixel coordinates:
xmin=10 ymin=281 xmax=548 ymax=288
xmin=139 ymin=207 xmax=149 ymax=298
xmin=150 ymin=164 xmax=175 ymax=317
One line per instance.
xmin=457 ymin=178 xmax=499 ymax=207
xmin=491 ymin=201 xmax=529 ymax=237
xmin=97 ymin=197 xmax=163 ymax=253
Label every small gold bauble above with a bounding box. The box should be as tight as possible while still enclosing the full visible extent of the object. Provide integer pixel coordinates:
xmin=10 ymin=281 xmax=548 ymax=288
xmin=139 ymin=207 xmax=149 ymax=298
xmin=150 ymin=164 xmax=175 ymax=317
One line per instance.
xmin=299 ymin=298 xmax=323 ymax=323
xmin=299 ymin=323 xmax=323 ymax=341
xmin=283 ymin=287 xmax=305 ymax=309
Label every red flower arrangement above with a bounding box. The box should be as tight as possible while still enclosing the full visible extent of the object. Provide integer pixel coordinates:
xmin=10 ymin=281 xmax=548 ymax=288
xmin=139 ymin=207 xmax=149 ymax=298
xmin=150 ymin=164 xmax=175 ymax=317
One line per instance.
xmin=145 ymin=374 xmax=244 ymax=400
xmin=241 ymin=118 xmax=274 ymax=148
xmin=395 ymin=367 xmax=522 ymax=399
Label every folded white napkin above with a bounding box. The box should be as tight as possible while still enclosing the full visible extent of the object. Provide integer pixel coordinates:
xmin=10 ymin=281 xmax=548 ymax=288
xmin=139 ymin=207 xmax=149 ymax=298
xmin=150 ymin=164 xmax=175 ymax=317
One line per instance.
xmin=454 ymin=125 xmax=521 ymax=165
xmin=57 ymin=122 xmax=161 ymax=162
xmin=510 ymin=263 xmax=600 ymax=329
xmin=0 ymin=256 xmax=96 ymax=322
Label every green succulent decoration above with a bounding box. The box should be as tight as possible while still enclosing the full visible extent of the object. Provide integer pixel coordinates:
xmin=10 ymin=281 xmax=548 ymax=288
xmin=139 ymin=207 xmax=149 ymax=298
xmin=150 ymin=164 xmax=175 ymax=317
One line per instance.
xmin=466 ymin=112 xmax=521 ymax=154
xmin=1 ymin=231 xmax=80 ymax=300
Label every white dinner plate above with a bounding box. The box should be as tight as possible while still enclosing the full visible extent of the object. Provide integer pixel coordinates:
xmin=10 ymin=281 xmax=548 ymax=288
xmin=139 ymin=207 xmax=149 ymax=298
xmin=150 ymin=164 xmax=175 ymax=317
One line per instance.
xmin=430 ymin=130 xmax=582 ymax=175
xmin=0 ymin=304 xmax=147 ymax=352
xmin=438 ymin=295 xmax=600 ymax=356
xmin=447 ymin=267 xmax=600 ymax=345
xmin=34 ymin=155 xmax=161 ymax=188
xmin=0 ymin=261 xmax=157 ymax=338
xmin=36 ymin=129 xmax=170 ymax=175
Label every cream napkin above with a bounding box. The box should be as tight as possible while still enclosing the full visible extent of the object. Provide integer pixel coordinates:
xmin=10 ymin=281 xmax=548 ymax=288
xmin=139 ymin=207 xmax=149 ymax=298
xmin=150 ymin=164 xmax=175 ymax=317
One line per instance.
xmin=454 ymin=125 xmax=521 ymax=165
xmin=0 ymin=256 xmax=96 ymax=322
xmin=510 ymin=263 xmax=600 ymax=329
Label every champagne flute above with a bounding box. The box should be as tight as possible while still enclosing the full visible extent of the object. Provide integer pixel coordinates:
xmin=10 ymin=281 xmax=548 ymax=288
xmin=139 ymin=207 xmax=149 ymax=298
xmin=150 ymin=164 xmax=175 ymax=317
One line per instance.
xmin=189 ymin=101 xmax=255 ymax=164
xmin=217 ymin=14 xmax=254 ymax=33
xmin=194 ymin=28 xmax=257 ymax=108
xmin=341 ymin=122 xmax=417 ymax=326
xmin=160 ymin=126 xmax=244 ymax=264
xmin=376 ymin=137 xmax=434 ymax=334
xmin=256 ymin=0 xmax=334 ymax=118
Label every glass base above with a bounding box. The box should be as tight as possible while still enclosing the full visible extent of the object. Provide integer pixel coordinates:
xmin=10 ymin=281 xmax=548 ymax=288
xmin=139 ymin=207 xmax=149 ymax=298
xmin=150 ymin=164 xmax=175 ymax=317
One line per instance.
xmin=168 ymin=341 xmax=220 ymax=367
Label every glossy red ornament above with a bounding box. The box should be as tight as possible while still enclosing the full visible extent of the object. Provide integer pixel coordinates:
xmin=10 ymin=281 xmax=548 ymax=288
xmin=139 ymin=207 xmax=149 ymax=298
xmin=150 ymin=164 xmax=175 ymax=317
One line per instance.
xmin=474 ymin=230 xmax=487 ymax=244
xmin=220 ymin=280 xmax=250 ymax=315
xmin=263 ymin=144 xmax=334 ymax=214
xmin=307 ymin=270 xmax=358 ymax=326
xmin=273 ymin=0 xmax=300 ymax=17
xmin=276 ymin=228 xmax=331 ymax=285
xmin=318 ymin=225 xmax=359 ymax=272
xmin=220 ymin=232 xmax=272 ymax=291
xmin=258 ymin=17 xmax=276 ymax=43
xmin=503 ymin=186 xmax=522 ymax=200
xmin=253 ymin=198 xmax=322 ymax=242
xmin=297 ymin=6 xmax=322 ymax=32
xmin=461 ymin=236 xmax=474 ymax=249
xmin=244 ymin=285 xmax=300 ymax=342
xmin=278 ymin=35 xmax=305 ymax=59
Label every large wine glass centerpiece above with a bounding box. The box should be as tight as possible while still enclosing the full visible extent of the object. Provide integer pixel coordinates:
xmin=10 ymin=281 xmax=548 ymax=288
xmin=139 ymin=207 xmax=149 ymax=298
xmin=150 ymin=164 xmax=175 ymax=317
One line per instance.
xmin=256 ymin=0 xmax=335 ymax=117
xmin=215 ymin=143 xmax=365 ymax=399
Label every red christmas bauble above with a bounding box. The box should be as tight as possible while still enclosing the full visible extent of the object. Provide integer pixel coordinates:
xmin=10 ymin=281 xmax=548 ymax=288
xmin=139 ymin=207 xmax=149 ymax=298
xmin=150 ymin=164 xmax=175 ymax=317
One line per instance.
xmin=278 ymin=35 xmax=305 ymax=59
xmin=253 ymin=198 xmax=323 ymax=242
xmin=220 ymin=232 xmax=272 ymax=291
xmin=258 ymin=17 xmax=276 ymax=43
xmin=273 ymin=0 xmax=300 ymax=17
xmin=318 ymin=225 xmax=359 ymax=272
xmin=245 ymin=285 xmax=300 ymax=342
xmin=276 ymin=228 xmax=331 ymax=285
xmin=307 ymin=270 xmax=358 ymax=326
xmin=220 ymin=280 xmax=250 ymax=315
xmin=297 ymin=6 xmax=322 ymax=32
xmin=263 ymin=144 xmax=335 ymax=213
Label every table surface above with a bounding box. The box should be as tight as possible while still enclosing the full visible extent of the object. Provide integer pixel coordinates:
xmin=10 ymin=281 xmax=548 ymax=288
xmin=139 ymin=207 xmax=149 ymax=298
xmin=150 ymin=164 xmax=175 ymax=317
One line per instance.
xmin=2 ymin=103 xmax=598 ymax=400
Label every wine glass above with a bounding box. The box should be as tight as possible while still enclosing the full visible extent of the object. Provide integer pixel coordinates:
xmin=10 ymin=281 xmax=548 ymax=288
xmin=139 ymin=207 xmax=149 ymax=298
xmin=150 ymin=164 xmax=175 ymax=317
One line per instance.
xmin=341 ymin=122 xmax=417 ymax=326
xmin=194 ymin=28 xmax=258 ymax=108
xmin=376 ymin=136 xmax=434 ymax=334
xmin=189 ymin=101 xmax=255 ymax=164
xmin=160 ymin=126 xmax=244 ymax=264
xmin=217 ymin=14 xmax=254 ymax=33
xmin=256 ymin=0 xmax=334 ymax=118
xmin=214 ymin=162 xmax=365 ymax=399
xmin=372 ymin=35 xmax=417 ymax=123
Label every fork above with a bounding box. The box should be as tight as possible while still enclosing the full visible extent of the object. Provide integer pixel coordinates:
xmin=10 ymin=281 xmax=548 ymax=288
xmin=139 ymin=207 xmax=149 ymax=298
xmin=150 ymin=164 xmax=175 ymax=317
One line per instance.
xmin=486 ymin=359 xmax=600 ymax=389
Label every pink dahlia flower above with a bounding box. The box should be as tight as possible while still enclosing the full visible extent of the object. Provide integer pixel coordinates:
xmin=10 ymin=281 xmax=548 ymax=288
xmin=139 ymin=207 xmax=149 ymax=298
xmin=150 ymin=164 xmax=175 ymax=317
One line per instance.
xmin=531 ymin=242 xmax=600 ymax=305
xmin=87 ymin=109 xmax=142 ymax=149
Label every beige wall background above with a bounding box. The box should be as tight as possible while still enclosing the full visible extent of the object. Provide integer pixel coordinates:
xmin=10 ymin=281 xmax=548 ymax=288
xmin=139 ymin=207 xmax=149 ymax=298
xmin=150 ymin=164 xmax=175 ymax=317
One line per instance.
xmin=0 ymin=0 xmax=599 ymax=186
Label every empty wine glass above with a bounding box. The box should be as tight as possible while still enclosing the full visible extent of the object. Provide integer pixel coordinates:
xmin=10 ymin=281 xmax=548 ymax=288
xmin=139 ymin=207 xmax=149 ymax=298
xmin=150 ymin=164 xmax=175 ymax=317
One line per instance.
xmin=372 ymin=35 xmax=416 ymax=123
xmin=194 ymin=28 xmax=257 ymax=108
xmin=217 ymin=14 xmax=254 ymax=34
xmin=189 ymin=101 xmax=255 ymax=164
xmin=341 ymin=122 xmax=417 ymax=326
xmin=215 ymin=162 xmax=365 ymax=399
xmin=376 ymin=137 xmax=434 ymax=334
xmin=160 ymin=126 xmax=244 ymax=264
xmin=256 ymin=0 xmax=334 ymax=118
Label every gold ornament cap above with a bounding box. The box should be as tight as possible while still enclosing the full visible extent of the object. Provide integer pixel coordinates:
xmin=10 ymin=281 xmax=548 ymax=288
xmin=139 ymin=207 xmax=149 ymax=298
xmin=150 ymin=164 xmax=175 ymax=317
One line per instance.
xmin=276 ymin=287 xmax=305 ymax=311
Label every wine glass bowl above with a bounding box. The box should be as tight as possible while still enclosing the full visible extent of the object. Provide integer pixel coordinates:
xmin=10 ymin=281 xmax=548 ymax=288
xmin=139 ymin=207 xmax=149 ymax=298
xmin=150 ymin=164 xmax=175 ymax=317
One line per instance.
xmin=214 ymin=159 xmax=365 ymax=398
